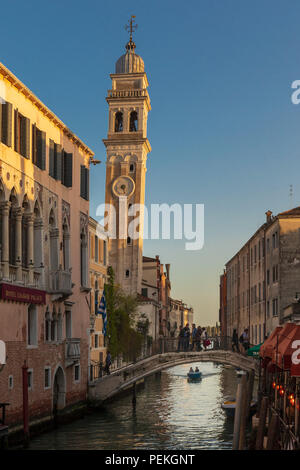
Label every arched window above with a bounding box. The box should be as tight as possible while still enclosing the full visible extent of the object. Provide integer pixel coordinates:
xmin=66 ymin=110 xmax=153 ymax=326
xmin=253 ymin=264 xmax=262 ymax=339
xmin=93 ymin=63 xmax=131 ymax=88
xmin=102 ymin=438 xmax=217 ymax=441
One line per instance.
xmin=9 ymin=190 xmax=18 ymax=265
xmin=95 ymin=279 xmax=99 ymax=314
xmin=80 ymin=230 xmax=88 ymax=287
xmin=22 ymin=196 xmax=30 ymax=268
xmin=129 ymin=111 xmax=138 ymax=132
xmin=62 ymin=220 xmax=70 ymax=271
xmin=129 ymin=163 xmax=135 ymax=173
xmin=51 ymin=310 xmax=57 ymax=342
xmin=115 ymin=112 xmax=123 ymax=132
xmin=49 ymin=209 xmax=58 ymax=272
xmin=33 ymin=200 xmax=43 ymax=269
xmin=125 ymin=269 xmax=130 ymax=278
xmin=57 ymin=312 xmax=63 ymax=341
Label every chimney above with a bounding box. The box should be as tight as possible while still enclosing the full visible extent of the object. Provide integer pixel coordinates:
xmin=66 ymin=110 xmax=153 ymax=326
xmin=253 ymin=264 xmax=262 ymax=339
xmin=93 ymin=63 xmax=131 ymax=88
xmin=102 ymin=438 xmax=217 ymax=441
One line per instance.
xmin=166 ymin=264 xmax=170 ymax=280
xmin=265 ymin=210 xmax=273 ymax=223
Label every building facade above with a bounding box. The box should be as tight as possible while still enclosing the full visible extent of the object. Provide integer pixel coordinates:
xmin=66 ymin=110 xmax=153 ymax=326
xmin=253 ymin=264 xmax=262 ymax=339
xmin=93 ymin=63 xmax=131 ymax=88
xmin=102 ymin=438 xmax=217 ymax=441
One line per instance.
xmin=223 ymin=208 xmax=300 ymax=344
xmin=103 ymin=34 xmax=151 ymax=296
xmin=0 ymin=61 xmax=93 ymax=427
xmin=89 ymin=217 xmax=108 ymax=365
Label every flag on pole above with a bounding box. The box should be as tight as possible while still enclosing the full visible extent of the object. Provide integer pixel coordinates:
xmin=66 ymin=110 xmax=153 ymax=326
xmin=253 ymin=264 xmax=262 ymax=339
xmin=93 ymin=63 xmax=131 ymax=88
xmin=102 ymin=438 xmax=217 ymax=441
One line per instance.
xmin=98 ymin=292 xmax=107 ymax=336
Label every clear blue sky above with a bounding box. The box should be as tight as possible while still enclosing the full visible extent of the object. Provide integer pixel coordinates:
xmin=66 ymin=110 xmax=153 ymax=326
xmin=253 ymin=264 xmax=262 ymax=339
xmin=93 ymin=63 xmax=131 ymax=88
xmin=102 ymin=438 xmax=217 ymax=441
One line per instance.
xmin=2 ymin=0 xmax=300 ymax=325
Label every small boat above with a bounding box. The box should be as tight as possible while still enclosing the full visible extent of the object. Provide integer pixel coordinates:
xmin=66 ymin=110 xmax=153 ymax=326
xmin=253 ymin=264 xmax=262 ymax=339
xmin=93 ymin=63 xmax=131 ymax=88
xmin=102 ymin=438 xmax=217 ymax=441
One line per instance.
xmin=221 ymin=397 xmax=257 ymax=418
xmin=187 ymin=371 xmax=202 ymax=382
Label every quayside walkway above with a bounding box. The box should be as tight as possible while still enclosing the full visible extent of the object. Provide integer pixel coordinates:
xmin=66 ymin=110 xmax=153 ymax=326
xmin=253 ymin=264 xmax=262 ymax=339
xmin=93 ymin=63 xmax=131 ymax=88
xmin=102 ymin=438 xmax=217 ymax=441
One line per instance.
xmin=88 ymin=346 xmax=258 ymax=404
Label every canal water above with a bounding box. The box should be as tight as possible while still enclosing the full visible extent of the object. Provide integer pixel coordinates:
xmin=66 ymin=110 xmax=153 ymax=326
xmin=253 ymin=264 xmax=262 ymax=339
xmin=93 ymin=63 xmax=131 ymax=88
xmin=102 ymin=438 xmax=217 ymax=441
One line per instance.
xmin=29 ymin=362 xmax=252 ymax=450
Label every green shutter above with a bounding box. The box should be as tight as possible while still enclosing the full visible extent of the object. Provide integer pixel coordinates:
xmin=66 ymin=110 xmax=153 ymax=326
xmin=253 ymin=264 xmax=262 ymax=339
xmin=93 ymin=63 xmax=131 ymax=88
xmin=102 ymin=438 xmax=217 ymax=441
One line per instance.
xmin=24 ymin=117 xmax=30 ymax=159
xmin=85 ymin=167 xmax=89 ymax=200
xmin=49 ymin=139 xmax=54 ymax=177
xmin=1 ymin=102 xmax=12 ymax=147
xmin=32 ymin=124 xmax=37 ymax=164
xmin=64 ymin=152 xmax=73 ymax=187
xmin=14 ymin=109 xmax=19 ymax=152
xmin=0 ymin=102 xmax=2 ymax=143
xmin=40 ymin=131 xmax=46 ymax=170
xmin=80 ymin=165 xmax=85 ymax=198
xmin=55 ymin=143 xmax=62 ymax=181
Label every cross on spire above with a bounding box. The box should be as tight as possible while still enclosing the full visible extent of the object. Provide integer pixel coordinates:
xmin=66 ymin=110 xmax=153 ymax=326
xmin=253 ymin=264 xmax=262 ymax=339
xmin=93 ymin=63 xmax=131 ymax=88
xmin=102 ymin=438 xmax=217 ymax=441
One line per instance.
xmin=125 ymin=15 xmax=138 ymax=42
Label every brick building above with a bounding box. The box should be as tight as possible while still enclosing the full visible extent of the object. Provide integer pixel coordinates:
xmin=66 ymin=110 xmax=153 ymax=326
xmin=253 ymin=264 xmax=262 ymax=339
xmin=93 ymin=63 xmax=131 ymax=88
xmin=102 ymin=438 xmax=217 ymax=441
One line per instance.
xmin=0 ymin=61 xmax=94 ymax=428
xmin=222 ymin=208 xmax=300 ymax=344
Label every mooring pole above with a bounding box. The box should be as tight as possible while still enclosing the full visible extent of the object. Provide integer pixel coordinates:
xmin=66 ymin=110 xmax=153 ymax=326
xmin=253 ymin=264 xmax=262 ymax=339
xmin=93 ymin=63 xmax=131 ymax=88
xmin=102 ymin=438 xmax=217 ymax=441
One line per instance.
xmin=238 ymin=372 xmax=248 ymax=450
xmin=232 ymin=370 xmax=246 ymax=450
xmin=22 ymin=361 xmax=30 ymax=448
xmin=132 ymin=382 xmax=136 ymax=406
xmin=255 ymin=396 xmax=269 ymax=450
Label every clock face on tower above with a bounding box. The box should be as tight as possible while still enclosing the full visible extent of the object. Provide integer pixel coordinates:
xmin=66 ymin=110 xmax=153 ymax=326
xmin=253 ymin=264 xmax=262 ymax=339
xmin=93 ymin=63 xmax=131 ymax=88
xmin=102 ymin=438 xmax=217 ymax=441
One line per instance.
xmin=112 ymin=175 xmax=135 ymax=198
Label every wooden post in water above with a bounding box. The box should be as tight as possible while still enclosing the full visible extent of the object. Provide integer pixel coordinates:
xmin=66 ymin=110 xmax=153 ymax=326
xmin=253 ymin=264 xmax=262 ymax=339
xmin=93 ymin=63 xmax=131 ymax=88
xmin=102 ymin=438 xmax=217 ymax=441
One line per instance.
xmin=233 ymin=370 xmax=246 ymax=450
xmin=266 ymin=411 xmax=280 ymax=450
xmin=132 ymin=382 xmax=136 ymax=406
xmin=255 ymin=396 xmax=269 ymax=450
xmin=238 ymin=373 xmax=248 ymax=450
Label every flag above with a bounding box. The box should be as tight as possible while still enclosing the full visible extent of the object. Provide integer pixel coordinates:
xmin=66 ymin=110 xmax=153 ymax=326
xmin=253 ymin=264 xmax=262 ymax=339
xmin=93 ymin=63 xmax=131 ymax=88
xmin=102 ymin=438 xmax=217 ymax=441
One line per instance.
xmin=98 ymin=292 xmax=107 ymax=336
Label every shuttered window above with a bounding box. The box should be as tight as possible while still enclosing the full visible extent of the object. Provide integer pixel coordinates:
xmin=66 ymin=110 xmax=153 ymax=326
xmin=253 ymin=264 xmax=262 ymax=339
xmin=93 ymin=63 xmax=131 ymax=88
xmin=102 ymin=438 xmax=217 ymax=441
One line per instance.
xmin=0 ymin=101 xmax=12 ymax=147
xmin=61 ymin=150 xmax=73 ymax=187
xmin=80 ymin=165 xmax=89 ymax=200
xmin=14 ymin=110 xmax=30 ymax=158
xmin=49 ymin=140 xmax=62 ymax=181
xmin=32 ymin=124 xmax=46 ymax=170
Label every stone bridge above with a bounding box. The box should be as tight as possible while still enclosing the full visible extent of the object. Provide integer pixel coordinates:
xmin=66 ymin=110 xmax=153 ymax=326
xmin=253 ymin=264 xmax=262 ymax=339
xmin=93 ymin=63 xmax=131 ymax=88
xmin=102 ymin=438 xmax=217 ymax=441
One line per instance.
xmin=88 ymin=350 xmax=258 ymax=405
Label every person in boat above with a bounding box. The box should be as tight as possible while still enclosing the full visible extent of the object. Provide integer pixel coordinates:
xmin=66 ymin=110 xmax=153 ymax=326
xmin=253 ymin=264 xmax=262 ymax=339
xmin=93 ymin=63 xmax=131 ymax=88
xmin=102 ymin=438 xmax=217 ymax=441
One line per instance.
xmin=189 ymin=367 xmax=194 ymax=374
xmin=195 ymin=367 xmax=199 ymax=372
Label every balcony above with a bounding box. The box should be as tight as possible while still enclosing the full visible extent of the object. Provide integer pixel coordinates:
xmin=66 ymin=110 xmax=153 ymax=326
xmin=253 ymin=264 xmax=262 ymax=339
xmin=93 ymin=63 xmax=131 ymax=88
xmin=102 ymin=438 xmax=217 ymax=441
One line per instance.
xmin=107 ymin=88 xmax=149 ymax=99
xmin=49 ymin=267 xmax=72 ymax=296
xmin=65 ymin=338 xmax=80 ymax=366
xmin=1 ymin=265 xmax=43 ymax=289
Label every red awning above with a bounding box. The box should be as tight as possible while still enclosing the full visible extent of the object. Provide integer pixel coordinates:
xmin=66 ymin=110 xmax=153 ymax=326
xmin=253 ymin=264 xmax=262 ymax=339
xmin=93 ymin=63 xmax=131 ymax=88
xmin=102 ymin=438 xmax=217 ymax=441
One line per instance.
xmin=272 ymin=323 xmax=297 ymax=368
xmin=260 ymin=326 xmax=283 ymax=360
xmin=273 ymin=324 xmax=300 ymax=375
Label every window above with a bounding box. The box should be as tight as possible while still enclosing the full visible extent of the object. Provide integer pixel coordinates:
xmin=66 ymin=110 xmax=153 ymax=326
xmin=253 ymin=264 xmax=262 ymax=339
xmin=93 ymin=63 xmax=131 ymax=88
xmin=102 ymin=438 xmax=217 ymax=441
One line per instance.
xmin=125 ymin=269 xmax=130 ymax=278
xmin=95 ymin=235 xmax=98 ymax=262
xmin=94 ymin=334 xmax=99 ymax=348
xmin=14 ymin=110 xmax=30 ymax=158
xmin=28 ymin=305 xmax=37 ymax=346
xmin=65 ymin=311 xmax=72 ymax=339
xmin=272 ymin=298 xmax=278 ymax=316
xmin=103 ymin=241 xmax=107 ymax=266
xmin=49 ymin=140 xmax=62 ymax=180
xmin=74 ymin=364 xmax=80 ymax=382
xmin=61 ymin=150 xmax=73 ymax=187
xmin=267 ymin=270 xmax=270 ymax=285
xmin=0 ymin=101 xmax=13 ymax=147
xmin=45 ymin=310 xmax=51 ymax=342
xmin=272 ymin=231 xmax=278 ymax=249
xmin=267 ymin=301 xmax=270 ymax=318
xmin=267 ymin=238 xmax=270 ymax=252
xmin=44 ymin=367 xmax=51 ymax=389
xmin=8 ymin=375 xmax=13 ymax=390
xmin=129 ymin=111 xmax=138 ymax=132
xmin=28 ymin=370 xmax=33 ymax=390
xmin=32 ymin=124 xmax=46 ymax=170
xmin=80 ymin=165 xmax=89 ymax=200
xmin=272 ymin=264 xmax=278 ymax=283
xmin=115 ymin=112 xmax=123 ymax=132
xmin=129 ymin=163 xmax=135 ymax=173
xmin=127 ymin=236 xmax=132 ymax=245
xmin=141 ymin=288 xmax=148 ymax=297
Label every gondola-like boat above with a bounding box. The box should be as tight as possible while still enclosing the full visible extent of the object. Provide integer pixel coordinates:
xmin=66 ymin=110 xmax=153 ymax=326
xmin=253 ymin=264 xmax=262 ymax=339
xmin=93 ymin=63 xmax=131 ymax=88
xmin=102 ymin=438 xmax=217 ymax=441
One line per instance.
xmin=187 ymin=371 xmax=202 ymax=382
xmin=221 ymin=397 xmax=257 ymax=418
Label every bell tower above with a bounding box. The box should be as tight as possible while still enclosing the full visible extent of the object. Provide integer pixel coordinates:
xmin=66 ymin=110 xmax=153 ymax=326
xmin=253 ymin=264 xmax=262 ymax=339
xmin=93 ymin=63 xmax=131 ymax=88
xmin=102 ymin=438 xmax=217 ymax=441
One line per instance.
xmin=103 ymin=17 xmax=151 ymax=295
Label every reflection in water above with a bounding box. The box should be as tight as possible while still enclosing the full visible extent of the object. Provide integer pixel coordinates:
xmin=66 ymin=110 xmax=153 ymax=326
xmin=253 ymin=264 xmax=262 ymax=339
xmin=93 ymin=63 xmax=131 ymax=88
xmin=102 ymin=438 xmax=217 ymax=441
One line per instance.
xmin=29 ymin=363 xmax=247 ymax=450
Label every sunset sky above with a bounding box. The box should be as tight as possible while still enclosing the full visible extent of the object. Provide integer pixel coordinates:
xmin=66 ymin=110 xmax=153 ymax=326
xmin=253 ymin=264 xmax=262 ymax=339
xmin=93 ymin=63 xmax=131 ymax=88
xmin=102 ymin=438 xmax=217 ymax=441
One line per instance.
xmin=2 ymin=0 xmax=300 ymax=324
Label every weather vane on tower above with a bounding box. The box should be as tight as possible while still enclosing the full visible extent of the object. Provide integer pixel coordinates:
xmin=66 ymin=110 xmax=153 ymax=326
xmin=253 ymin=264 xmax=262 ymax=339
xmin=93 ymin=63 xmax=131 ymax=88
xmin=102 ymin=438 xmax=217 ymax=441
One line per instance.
xmin=125 ymin=15 xmax=138 ymax=46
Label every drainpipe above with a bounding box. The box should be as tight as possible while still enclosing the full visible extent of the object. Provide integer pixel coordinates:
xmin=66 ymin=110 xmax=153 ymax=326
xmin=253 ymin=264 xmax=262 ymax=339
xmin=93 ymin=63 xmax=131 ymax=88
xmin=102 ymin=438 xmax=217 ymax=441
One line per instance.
xmin=22 ymin=361 xmax=29 ymax=447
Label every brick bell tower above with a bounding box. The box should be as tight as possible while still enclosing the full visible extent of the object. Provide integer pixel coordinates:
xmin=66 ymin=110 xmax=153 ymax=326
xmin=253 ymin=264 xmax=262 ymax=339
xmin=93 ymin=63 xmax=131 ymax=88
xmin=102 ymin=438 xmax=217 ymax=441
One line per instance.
xmin=103 ymin=17 xmax=151 ymax=295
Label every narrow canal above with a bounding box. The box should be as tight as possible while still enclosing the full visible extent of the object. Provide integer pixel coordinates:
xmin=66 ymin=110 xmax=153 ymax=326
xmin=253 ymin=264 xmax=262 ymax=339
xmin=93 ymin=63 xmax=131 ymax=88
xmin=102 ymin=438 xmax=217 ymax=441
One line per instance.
xmin=29 ymin=362 xmax=253 ymax=450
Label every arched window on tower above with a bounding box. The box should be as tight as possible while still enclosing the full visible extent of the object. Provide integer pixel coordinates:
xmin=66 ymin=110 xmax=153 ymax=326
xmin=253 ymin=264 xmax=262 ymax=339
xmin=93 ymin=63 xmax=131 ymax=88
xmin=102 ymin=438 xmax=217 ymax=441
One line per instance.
xmin=115 ymin=112 xmax=123 ymax=132
xmin=129 ymin=111 xmax=138 ymax=132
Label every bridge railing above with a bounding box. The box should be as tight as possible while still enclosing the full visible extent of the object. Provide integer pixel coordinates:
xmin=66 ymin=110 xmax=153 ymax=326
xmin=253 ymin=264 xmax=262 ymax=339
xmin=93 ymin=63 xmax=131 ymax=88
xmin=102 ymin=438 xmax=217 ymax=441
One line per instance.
xmin=89 ymin=335 xmax=256 ymax=382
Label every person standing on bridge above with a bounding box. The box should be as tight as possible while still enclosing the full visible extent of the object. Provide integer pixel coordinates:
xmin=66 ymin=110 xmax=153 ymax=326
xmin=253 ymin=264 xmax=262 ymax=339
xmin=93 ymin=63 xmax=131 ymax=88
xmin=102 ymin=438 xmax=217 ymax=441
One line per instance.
xmin=184 ymin=324 xmax=190 ymax=351
xmin=191 ymin=324 xmax=197 ymax=351
xmin=177 ymin=326 xmax=185 ymax=352
xmin=196 ymin=326 xmax=202 ymax=351
xmin=232 ymin=329 xmax=239 ymax=353
xmin=105 ymin=351 xmax=112 ymax=375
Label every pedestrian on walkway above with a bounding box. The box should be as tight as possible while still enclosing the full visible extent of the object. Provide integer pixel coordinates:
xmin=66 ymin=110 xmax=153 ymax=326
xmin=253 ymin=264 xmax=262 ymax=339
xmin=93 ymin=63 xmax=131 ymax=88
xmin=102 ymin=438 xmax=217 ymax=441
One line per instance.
xmin=242 ymin=328 xmax=250 ymax=353
xmin=201 ymin=327 xmax=208 ymax=350
xmin=196 ymin=326 xmax=202 ymax=351
xmin=184 ymin=323 xmax=190 ymax=351
xmin=232 ymin=329 xmax=239 ymax=353
xmin=191 ymin=324 xmax=197 ymax=351
xmin=105 ymin=351 xmax=112 ymax=375
xmin=177 ymin=326 xmax=185 ymax=352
